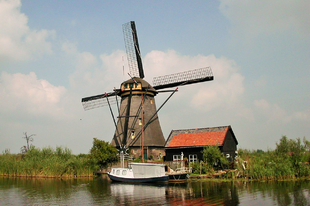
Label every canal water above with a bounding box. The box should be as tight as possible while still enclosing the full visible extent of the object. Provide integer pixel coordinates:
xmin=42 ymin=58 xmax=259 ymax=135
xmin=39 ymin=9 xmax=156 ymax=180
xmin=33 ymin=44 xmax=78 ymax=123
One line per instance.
xmin=0 ymin=176 xmax=309 ymax=205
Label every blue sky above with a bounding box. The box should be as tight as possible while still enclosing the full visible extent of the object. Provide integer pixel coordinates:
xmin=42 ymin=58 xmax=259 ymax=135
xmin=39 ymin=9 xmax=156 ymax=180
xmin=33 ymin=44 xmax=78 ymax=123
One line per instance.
xmin=1 ymin=0 xmax=309 ymax=154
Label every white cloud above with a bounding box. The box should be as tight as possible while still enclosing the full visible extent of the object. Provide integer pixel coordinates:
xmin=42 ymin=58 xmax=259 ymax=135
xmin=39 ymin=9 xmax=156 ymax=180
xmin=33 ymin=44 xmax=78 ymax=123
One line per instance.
xmin=65 ymin=42 xmax=127 ymax=94
xmin=0 ymin=0 xmax=55 ymax=61
xmin=254 ymin=99 xmax=270 ymax=110
xmin=100 ymin=50 xmax=129 ymax=84
xmin=254 ymin=99 xmax=288 ymax=123
xmin=219 ymin=0 xmax=310 ymax=39
xmin=254 ymin=99 xmax=310 ymax=124
xmin=63 ymin=42 xmax=100 ymax=90
xmin=0 ymin=71 xmax=67 ymax=117
xmin=144 ymin=50 xmax=245 ymax=112
xmin=292 ymin=110 xmax=310 ymax=122
xmin=62 ymin=41 xmax=78 ymax=55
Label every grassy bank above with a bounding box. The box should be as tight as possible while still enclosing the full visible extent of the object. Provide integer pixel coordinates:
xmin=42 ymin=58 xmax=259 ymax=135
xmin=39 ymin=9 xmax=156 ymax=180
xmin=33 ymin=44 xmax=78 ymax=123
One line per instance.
xmin=234 ymin=149 xmax=310 ymax=180
xmin=190 ymin=136 xmax=310 ymax=180
xmin=0 ymin=147 xmax=96 ymax=178
xmin=1 ymin=136 xmax=309 ymax=181
xmin=190 ymin=150 xmax=310 ymax=181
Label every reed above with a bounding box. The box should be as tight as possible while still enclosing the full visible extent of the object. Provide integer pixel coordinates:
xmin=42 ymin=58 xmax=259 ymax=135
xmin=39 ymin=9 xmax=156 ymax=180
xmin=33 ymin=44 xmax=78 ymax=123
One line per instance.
xmin=238 ymin=149 xmax=308 ymax=180
xmin=0 ymin=147 xmax=95 ymax=177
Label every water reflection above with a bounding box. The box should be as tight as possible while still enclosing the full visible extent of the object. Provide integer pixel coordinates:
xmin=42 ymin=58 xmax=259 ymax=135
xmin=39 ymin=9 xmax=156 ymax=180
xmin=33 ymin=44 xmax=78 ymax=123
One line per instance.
xmin=106 ymin=181 xmax=239 ymax=205
xmin=239 ymin=181 xmax=310 ymax=206
xmin=0 ymin=176 xmax=309 ymax=205
xmin=165 ymin=181 xmax=239 ymax=206
xmin=0 ymin=177 xmax=93 ymax=205
xmin=110 ymin=183 xmax=168 ymax=205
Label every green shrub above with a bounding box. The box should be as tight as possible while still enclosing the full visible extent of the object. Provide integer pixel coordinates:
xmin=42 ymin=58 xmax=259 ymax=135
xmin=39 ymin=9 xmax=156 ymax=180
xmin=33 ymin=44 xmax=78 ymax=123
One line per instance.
xmin=202 ymin=146 xmax=229 ymax=170
xmin=190 ymin=162 xmax=214 ymax=175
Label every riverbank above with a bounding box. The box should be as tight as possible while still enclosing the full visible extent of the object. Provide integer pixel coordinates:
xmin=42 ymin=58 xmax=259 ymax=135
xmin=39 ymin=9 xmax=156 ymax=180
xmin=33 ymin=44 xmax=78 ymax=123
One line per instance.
xmin=0 ymin=147 xmax=95 ymax=178
xmin=1 ymin=136 xmax=309 ymax=179
xmin=189 ymin=173 xmax=310 ymax=182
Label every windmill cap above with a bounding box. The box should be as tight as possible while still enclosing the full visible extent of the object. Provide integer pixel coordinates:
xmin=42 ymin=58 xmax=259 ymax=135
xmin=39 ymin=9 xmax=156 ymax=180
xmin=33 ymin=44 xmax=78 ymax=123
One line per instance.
xmin=121 ymin=78 xmax=157 ymax=93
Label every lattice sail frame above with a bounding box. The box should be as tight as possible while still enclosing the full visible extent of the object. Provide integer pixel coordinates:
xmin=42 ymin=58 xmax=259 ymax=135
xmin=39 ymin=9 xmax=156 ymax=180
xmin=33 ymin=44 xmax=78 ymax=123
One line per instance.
xmin=82 ymin=96 xmax=119 ymax=111
xmin=122 ymin=22 xmax=140 ymax=78
xmin=152 ymin=67 xmax=213 ymax=87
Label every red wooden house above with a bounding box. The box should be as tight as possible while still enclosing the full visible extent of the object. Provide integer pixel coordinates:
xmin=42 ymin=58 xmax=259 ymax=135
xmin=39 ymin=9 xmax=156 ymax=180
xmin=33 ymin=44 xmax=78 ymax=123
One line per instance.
xmin=164 ymin=126 xmax=238 ymax=162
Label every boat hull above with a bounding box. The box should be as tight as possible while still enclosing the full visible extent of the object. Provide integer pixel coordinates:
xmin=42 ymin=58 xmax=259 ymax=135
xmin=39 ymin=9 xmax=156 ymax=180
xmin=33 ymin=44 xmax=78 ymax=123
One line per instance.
xmin=107 ymin=173 xmax=169 ymax=183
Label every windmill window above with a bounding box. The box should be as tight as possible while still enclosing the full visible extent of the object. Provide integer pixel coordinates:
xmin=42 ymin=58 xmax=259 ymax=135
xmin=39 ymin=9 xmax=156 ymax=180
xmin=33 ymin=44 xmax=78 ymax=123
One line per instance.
xmin=131 ymin=131 xmax=135 ymax=139
xmin=139 ymin=118 xmax=142 ymax=125
xmin=124 ymin=84 xmax=128 ymax=89
xmin=150 ymin=99 xmax=153 ymax=104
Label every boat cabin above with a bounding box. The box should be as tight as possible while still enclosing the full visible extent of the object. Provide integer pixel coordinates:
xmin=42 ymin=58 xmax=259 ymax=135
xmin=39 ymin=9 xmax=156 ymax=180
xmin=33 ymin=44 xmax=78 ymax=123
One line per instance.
xmin=108 ymin=163 xmax=168 ymax=182
xmin=110 ymin=168 xmax=134 ymax=178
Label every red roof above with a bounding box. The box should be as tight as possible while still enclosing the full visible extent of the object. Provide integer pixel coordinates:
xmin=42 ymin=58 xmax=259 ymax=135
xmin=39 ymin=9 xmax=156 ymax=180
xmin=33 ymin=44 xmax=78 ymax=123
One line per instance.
xmin=166 ymin=127 xmax=229 ymax=147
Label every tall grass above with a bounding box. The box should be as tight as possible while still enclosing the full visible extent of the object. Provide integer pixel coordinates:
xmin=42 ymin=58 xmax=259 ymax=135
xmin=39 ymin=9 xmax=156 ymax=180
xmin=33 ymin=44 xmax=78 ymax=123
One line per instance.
xmin=0 ymin=147 xmax=95 ymax=178
xmin=236 ymin=149 xmax=310 ymax=180
xmin=230 ymin=136 xmax=310 ymax=180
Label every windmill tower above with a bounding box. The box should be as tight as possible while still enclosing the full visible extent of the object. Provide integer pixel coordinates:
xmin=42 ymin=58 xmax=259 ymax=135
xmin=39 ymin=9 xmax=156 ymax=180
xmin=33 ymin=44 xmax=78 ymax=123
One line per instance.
xmin=82 ymin=21 xmax=214 ymax=160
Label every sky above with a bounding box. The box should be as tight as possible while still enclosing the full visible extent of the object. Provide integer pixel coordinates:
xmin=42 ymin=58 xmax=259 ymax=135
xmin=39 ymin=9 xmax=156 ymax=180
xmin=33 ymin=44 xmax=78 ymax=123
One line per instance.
xmin=0 ymin=0 xmax=309 ymax=154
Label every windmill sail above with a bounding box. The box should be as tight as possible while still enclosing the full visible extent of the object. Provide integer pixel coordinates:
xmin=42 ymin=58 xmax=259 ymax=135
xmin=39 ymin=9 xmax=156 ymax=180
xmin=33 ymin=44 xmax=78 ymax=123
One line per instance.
xmin=123 ymin=21 xmax=144 ymax=78
xmin=81 ymin=91 xmax=119 ymax=110
xmin=152 ymin=67 xmax=214 ymax=90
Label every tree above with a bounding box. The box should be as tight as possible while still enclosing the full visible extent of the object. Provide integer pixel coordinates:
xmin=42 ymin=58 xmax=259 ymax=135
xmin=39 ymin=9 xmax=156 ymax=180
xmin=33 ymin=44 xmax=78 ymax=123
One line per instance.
xmin=275 ymin=136 xmax=306 ymax=155
xmin=89 ymin=138 xmax=118 ymax=169
xmin=202 ymin=146 xmax=229 ymax=170
xmin=275 ymin=135 xmax=309 ymax=176
xmin=20 ymin=132 xmax=36 ymax=154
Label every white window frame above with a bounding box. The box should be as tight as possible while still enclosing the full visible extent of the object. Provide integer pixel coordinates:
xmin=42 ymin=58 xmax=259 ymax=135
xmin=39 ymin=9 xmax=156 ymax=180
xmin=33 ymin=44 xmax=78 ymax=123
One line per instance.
xmin=189 ymin=154 xmax=197 ymax=163
xmin=173 ymin=155 xmax=181 ymax=161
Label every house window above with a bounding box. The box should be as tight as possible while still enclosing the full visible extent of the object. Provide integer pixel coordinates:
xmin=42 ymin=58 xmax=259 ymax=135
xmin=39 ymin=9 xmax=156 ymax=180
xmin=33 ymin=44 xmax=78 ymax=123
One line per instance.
xmin=189 ymin=154 xmax=197 ymax=163
xmin=173 ymin=155 xmax=181 ymax=161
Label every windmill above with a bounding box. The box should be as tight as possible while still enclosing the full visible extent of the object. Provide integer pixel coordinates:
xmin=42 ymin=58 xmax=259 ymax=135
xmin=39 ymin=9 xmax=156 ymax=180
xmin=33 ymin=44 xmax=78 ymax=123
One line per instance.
xmin=81 ymin=21 xmax=214 ymax=161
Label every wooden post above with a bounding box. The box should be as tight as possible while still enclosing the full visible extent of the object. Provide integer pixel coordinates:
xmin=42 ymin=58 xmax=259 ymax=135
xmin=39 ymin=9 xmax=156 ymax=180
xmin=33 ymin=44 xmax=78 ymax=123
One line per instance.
xmin=141 ymin=94 xmax=144 ymax=162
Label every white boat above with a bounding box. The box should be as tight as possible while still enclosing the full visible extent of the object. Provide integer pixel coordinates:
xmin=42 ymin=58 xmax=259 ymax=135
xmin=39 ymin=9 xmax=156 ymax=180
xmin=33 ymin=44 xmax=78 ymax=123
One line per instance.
xmin=107 ymin=162 xmax=169 ymax=183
